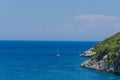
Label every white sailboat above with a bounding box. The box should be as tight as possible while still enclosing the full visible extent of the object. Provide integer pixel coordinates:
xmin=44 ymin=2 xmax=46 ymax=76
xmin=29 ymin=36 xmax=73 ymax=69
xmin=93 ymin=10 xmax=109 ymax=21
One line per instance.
xmin=56 ymin=48 xmax=60 ymax=57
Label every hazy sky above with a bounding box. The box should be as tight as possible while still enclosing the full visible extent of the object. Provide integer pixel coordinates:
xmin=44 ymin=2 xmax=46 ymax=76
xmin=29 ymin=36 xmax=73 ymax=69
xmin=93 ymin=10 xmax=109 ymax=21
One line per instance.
xmin=0 ymin=0 xmax=120 ymax=41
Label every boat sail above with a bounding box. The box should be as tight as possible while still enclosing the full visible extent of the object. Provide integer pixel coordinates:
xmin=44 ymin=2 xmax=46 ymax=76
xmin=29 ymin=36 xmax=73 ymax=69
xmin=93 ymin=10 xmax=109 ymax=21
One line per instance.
xmin=56 ymin=48 xmax=60 ymax=57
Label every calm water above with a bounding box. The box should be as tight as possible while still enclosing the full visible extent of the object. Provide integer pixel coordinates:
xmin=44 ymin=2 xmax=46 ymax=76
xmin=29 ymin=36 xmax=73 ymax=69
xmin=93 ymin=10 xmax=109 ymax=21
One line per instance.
xmin=0 ymin=41 xmax=120 ymax=80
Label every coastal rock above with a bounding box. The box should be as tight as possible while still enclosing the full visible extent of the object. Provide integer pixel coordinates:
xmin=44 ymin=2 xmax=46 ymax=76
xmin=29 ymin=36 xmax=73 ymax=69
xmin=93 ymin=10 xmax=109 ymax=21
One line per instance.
xmin=80 ymin=48 xmax=96 ymax=57
xmin=114 ymin=55 xmax=120 ymax=74
xmin=80 ymin=59 xmax=114 ymax=73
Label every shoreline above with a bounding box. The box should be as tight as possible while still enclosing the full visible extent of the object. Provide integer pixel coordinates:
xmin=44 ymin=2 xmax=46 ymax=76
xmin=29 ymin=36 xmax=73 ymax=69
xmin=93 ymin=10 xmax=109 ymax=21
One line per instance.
xmin=80 ymin=48 xmax=120 ymax=75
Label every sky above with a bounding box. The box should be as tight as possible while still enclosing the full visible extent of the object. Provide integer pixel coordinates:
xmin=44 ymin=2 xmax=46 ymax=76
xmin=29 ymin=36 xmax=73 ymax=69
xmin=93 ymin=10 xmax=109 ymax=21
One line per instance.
xmin=0 ymin=0 xmax=120 ymax=41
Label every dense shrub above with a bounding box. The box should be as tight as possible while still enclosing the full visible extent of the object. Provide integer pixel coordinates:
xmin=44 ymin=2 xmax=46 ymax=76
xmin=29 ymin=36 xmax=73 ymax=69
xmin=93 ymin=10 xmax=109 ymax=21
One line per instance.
xmin=92 ymin=32 xmax=120 ymax=63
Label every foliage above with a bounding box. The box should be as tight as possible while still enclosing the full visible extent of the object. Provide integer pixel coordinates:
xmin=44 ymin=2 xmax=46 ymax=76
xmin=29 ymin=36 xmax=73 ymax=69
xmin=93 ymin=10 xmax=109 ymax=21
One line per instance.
xmin=91 ymin=32 xmax=120 ymax=63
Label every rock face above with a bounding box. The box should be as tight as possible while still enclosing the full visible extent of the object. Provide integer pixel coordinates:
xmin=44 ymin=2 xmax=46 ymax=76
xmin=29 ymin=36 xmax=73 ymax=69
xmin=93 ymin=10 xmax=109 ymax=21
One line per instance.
xmin=80 ymin=48 xmax=96 ymax=57
xmin=80 ymin=32 xmax=120 ymax=75
xmin=114 ymin=55 xmax=120 ymax=74
xmin=81 ymin=59 xmax=114 ymax=73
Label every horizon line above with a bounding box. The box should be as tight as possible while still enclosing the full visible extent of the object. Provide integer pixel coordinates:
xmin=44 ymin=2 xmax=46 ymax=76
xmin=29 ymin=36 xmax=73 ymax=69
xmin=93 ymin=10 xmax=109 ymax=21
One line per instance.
xmin=0 ymin=40 xmax=101 ymax=42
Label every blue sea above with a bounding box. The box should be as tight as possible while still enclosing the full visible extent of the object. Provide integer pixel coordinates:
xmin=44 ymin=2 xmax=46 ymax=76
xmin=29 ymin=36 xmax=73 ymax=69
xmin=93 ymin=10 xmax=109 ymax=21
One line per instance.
xmin=0 ymin=41 xmax=120 ymax=80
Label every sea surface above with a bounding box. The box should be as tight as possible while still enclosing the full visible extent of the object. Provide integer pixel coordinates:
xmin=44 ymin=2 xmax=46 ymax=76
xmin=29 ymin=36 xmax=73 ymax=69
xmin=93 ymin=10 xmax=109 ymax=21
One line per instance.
xmin=0 ymin=41 xmax=120 ymax=80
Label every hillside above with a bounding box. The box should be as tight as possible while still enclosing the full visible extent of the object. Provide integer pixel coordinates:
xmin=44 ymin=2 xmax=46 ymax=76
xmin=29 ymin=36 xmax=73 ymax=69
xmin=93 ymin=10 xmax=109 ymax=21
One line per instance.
xmin=92 ymin=32 xmax=120 ymax=63
xmin=81 ymin=32 xmax=120 ymax=74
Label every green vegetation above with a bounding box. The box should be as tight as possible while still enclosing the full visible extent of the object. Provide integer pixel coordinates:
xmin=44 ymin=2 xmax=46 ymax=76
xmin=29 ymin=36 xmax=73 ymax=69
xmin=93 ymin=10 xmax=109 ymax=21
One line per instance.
xmin=92 ymin=32 xmax=120 ymax=63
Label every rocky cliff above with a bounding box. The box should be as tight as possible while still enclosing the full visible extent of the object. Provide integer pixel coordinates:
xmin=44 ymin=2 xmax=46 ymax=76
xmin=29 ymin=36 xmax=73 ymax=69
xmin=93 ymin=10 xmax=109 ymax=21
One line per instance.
xmin=80 ymin=32 xmax=120 ymax=74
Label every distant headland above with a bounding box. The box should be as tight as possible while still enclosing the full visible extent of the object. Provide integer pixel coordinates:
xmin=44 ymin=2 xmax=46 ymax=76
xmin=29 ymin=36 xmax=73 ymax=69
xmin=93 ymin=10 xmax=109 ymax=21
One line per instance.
xmin=80 ymin=32 xmax=120 ymax=74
